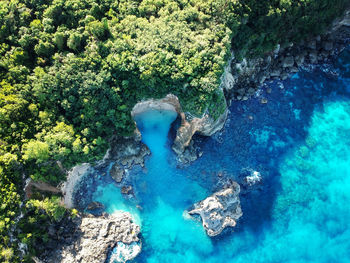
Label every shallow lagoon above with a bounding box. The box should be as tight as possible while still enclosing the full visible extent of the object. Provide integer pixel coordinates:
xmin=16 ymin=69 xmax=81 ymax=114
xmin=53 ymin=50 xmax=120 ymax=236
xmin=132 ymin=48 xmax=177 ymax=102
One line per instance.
xmin=91 ymin=47 xmax=350 ymax=262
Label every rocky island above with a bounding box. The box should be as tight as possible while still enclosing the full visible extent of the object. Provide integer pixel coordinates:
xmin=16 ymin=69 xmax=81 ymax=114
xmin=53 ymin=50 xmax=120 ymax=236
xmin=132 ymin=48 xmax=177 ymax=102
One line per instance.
xmin=188 ymin=182 xmax=242 ymax=237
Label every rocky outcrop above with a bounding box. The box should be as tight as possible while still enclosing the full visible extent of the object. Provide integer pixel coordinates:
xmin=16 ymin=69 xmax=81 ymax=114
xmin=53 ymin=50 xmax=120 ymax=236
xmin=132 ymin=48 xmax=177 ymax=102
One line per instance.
xmin=188 ymin=182 xmax=242 ymax=237
xmin=110 ymin=163 xmax=125 ymax=183
xmin=131 ymin=94 xmax=228 ymax=163
xmin=172 ymin=107 xmax=228 ymax=156
xmin=42 ymin=212 xmax=141 ymax=263
xmin=238 ymin=168 xmax=262 ymax=189
xmin=105 ymin=130 xmax=150 ymax=169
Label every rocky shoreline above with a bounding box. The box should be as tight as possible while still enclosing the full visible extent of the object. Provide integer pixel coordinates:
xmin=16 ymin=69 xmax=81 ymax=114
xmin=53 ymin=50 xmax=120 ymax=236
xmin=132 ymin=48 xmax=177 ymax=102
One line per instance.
xmin=222 ymin=9 xmax=350 ymax=102
xmin=39 ymin=212 xmax=141 ymax=263
xmin=38 ymin=8 xmax=350 ymax=263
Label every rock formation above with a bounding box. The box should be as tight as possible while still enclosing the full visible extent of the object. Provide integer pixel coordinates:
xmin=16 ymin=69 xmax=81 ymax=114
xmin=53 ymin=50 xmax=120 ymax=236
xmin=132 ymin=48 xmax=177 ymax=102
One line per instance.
xmin=106 ymin=130 xmax=150 ymax=169
xmin=42 ymin=212 xmax=141 ymax=263
xmin=188 ymin=182 xmax=242 ymax=237
xmin=110 ymin=163 xmax=125 ymax=183
xmin=131 ymin=94 xmax=227 ymax=163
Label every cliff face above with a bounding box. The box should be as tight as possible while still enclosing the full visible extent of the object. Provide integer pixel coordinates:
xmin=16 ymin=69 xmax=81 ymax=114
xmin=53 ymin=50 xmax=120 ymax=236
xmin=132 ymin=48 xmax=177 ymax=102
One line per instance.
xmin=131 ymin=94 xmax=228 ymax=163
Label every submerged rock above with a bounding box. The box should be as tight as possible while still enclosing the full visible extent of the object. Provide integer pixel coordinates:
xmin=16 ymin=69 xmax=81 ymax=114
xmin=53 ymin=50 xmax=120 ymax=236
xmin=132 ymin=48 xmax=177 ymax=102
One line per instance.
xmin=188 ymin=182 xmax=242 ymax=237
xmin=121 ymin=185 xmax=133 ymax=195
xmin=87 ymin=201 xmax=104 ymax=211
xmin=42 ymin=212 xmax=141 ymax=263
xmin=110 ymin=163 xmax=125 ymax=183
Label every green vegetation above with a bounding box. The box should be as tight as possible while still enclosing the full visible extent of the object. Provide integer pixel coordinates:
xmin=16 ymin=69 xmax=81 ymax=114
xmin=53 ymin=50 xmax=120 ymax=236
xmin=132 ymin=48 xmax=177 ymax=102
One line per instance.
xmin=0 ymin=0 xmax=347 ymax=261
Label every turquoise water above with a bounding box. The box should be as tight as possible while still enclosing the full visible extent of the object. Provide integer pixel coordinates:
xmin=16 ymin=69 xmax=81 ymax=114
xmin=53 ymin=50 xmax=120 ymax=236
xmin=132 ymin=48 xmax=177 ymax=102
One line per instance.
xmin=89 ymin=47 xmax=350 ymax=262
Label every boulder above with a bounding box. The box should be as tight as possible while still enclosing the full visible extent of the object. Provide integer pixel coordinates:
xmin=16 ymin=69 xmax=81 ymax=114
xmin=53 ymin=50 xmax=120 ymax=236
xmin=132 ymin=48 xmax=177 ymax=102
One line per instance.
xmin=307 ymin=40 xmax=317 ymax=49
xmin=309 ymin=51 xmax=318 ymax=64
xmin=43 ymin=213 xmax=141 ymax=263
xmin=282 ymin=56 xmax=295 ymax=68
xmin=188 ymin=182 xmax=242 ymax=237
xmin=110 ymin=163 xmax=124 ymax=183
xmin=294 ymin=54 xmax=305 ymax=67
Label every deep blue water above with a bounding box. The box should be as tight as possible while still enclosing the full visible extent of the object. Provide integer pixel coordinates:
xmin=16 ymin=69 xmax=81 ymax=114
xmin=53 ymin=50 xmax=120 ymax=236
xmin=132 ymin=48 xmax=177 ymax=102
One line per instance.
xmin=90 ymin=47 xmax=350 ymax=262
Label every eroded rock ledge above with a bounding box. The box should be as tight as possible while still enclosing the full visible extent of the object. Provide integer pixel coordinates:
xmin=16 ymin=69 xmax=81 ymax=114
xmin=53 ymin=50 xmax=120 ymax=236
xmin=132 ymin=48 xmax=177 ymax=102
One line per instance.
xmin=131 ymin=94 xmax=228 ymax=163
xmin=188 ymin=182 xmax=242 ymax=237
xmin=41 ymin=212 xmax=141 ymax=263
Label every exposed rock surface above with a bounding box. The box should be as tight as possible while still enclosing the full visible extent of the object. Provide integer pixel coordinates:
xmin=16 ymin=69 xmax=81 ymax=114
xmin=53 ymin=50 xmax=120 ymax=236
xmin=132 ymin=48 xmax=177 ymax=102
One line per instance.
xmin=41 ymin=212 xmax=141 ymax=263
xmin=110 ymin=163 xmax=125 ymax=183
xmin=106 ymin=130 xmax=150 ymax=169
xmin=61 ymin=163 xmax=91 ymax=208
xmin=188 ymin=182 xmax=242 ymax=237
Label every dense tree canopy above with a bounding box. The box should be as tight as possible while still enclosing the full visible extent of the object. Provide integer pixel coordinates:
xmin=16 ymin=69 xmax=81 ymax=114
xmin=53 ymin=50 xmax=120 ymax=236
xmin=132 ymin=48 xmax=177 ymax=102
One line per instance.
xmin=0 ymin=0 xmax=347 ymax=261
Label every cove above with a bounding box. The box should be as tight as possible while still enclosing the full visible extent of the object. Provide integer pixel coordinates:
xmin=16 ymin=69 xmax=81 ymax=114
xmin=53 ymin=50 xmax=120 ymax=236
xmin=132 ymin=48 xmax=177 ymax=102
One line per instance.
xmin=88 ymin=46 xmax=350 ymax=263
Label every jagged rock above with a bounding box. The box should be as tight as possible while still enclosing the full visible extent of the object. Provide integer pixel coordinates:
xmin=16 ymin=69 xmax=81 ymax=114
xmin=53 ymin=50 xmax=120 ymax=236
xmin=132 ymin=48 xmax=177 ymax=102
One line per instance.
xmin=309 ymin=51 xmax=318 ymax=64
xmin=243 ymin=171 xmax=262 ymax=187
xmin=172 ymin=107 xmax=228 ymax=157
xmin=282 ymin=56 xmax=295 ymax=68
xmin=42 ymin=213 xmax=141 ymax=263
xmin=270 ymin=69 xmax=281 ymax=77
xmin=307 ymin=40 xmax=317 ymax=49
xmin=110 ymin=163 xmax=124 ymax=183
xmin=188 ymin=182 xmax=242 ymax=237
xmin=295 ymin=54 xmax=305 ymax=67
xmin=107 ymin=133 xmax=150 ymax=169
